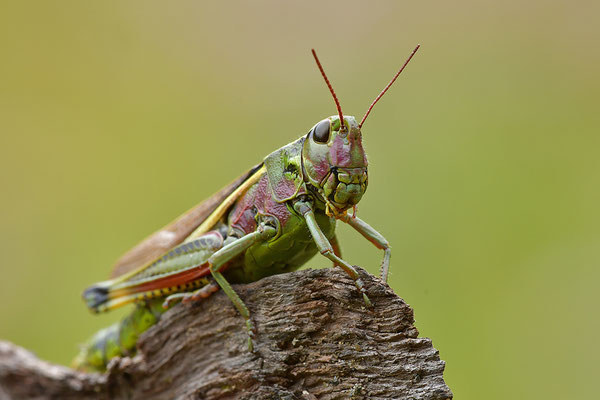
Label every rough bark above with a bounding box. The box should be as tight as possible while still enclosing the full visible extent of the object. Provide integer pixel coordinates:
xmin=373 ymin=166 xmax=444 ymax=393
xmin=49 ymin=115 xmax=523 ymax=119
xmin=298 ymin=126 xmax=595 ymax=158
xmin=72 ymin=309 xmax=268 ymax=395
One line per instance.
xmin=0 ymin=267 xmax=452 ymax=400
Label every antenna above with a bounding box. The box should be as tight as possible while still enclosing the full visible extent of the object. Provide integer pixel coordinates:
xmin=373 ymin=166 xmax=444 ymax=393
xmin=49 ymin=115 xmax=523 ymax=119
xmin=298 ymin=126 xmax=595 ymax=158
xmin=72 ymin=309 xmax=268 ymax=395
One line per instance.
xmin=359 ymin=44 xmax=420 ymax=128
xmin=311 ymin=49 xmax=345 ymax=131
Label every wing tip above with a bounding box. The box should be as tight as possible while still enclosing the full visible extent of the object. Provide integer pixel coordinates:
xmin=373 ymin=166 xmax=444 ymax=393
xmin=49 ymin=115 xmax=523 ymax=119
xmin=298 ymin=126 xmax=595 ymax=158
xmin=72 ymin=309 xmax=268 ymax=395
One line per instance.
xmin=82 ymin=284 xmax=110 ymax=313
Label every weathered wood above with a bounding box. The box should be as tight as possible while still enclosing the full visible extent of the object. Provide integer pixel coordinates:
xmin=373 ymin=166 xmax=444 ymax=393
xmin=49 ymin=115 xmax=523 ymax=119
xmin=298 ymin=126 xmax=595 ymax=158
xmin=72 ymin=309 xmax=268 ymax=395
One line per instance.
xmin=0 ymin=268 xmax=452 ymax=399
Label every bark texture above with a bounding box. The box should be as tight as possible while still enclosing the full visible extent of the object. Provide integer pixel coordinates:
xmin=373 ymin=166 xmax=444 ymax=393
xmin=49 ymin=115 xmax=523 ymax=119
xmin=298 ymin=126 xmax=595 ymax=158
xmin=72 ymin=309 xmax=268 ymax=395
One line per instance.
xmin=0 ymin=267 xmax=452 ymax=400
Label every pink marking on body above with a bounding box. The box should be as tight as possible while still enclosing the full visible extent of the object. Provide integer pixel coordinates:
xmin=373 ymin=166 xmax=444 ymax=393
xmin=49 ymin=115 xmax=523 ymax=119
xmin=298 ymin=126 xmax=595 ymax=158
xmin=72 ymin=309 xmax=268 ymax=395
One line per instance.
xmin=262 ymin=172 xmax=293 ymax=226
xmin=311 ymin=156 xmax=330 ymax=179
xmin=229 ymin=177 xmax=264 ymax=235
xmin=330 ymin=133 xmax=367 ymax=168
xmin=262 ymin=194 xmax=292 ymax=227
xmin=272 ymin=179 xmax=296 ymax=201
xmin=229 ymin=174 xmax=292 ymax=234
xmin=330 ymin=135 xmax=352 ymax=166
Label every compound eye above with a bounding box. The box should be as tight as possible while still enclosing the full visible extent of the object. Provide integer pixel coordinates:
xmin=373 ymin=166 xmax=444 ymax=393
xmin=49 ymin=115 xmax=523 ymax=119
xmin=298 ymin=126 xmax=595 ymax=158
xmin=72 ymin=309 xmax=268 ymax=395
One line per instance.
xmin=313 ymin=119 xmax=330 ymax=143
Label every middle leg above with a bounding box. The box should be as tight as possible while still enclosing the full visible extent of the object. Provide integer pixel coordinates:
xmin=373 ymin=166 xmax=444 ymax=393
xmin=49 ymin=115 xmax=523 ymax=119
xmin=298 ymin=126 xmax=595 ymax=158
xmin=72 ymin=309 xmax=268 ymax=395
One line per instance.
xmin=207 ymin=223 xmax=277 ymax=351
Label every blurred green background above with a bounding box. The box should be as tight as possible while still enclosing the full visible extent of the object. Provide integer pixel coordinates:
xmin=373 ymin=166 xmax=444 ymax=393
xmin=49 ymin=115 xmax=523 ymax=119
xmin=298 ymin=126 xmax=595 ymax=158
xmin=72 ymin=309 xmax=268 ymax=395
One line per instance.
xmin=1 ymin=1 xmax=598 ymax=398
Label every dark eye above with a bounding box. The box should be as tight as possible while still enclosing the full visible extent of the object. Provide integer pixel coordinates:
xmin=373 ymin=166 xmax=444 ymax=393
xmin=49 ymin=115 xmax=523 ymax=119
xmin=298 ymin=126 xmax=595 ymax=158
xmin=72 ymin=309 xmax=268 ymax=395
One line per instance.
xmin=313 ymin=119 xmax=330 ymax=143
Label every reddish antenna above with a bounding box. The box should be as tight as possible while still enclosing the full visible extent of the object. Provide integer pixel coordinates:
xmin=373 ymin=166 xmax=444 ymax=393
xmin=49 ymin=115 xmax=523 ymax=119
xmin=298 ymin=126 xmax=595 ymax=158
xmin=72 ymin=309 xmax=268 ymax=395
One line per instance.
xmin=311 ymin=49 xmax=345 ymax=131
xmin=359 ymin=44 xmax=420 ymax=128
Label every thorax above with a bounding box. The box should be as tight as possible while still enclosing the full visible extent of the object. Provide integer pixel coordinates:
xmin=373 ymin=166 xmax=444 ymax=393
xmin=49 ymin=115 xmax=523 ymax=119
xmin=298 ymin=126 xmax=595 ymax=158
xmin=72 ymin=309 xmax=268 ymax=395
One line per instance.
xmin=224 ymin=173 xmax=336 ymax=283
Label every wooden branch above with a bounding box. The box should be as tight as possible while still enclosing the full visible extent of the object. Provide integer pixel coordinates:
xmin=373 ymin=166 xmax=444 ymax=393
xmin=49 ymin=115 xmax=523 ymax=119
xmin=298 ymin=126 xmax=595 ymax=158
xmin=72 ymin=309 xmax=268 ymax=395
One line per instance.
xmin=0 ymin=268 xmax=453 ymax=399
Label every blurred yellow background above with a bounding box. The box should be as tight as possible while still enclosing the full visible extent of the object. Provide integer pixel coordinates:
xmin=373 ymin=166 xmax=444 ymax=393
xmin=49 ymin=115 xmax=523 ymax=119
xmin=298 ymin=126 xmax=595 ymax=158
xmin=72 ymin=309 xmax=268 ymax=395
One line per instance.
xmin=1 ymin=1 xmax=598 ymax=398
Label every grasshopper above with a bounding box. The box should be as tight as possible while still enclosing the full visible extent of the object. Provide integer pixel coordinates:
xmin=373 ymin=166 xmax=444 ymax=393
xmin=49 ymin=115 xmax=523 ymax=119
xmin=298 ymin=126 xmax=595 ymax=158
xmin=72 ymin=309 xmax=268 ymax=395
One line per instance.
xmin=73 ymin=45 xmax=420 ymax=372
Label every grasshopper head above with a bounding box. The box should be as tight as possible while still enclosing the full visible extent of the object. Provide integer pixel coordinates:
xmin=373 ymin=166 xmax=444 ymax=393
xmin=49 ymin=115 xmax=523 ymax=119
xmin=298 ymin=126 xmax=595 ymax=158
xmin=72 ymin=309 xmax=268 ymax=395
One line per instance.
xmin=302 ymin=115 xmax=368 ymax=214
xmin=306 ymin=46 xmax=419 ymax=215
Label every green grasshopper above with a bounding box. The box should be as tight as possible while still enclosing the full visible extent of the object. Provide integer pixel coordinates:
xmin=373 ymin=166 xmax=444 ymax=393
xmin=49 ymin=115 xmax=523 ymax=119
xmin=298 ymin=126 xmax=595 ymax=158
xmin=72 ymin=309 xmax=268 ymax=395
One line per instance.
xmin=73 ymin=45 xmax=420 ymax=372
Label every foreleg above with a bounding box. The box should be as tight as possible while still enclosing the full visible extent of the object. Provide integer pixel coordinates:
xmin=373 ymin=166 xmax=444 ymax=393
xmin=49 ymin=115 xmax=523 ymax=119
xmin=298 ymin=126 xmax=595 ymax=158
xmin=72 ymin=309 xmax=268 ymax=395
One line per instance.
xmin=340 ymin=213 xmax=392 ymax=282
xmin=295 ymin=200 xmax=372 ymax=307
xmin=330 ymin=234 xmax=342 ymax=267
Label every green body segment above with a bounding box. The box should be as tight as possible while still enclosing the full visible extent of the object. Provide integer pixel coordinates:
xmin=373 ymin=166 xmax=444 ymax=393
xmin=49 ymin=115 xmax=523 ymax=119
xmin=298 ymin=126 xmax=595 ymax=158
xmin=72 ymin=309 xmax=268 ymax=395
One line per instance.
xmin=72 ymin=299 xmax=164 ymax=371
xmin=75 ymin=115 xmax=391 ymax=372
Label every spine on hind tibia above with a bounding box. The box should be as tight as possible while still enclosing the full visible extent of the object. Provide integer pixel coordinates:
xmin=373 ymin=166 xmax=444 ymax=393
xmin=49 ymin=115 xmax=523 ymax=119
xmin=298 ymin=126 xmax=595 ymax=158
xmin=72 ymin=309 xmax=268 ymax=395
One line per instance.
xmin=72 ymin=299 xmax=165 ymax=372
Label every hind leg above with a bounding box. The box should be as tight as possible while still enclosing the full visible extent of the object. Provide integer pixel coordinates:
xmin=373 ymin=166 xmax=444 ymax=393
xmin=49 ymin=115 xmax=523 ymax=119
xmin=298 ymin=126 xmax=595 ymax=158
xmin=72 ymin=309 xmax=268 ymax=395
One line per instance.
xmin=83 ymin=231 xmax=224 ymax=313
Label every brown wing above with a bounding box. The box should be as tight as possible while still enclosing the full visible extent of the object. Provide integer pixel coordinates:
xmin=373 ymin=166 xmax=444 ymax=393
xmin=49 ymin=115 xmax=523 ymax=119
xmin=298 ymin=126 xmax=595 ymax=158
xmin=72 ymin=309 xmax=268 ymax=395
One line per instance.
xmin=110 ymin=163 xmax=263 ymax=278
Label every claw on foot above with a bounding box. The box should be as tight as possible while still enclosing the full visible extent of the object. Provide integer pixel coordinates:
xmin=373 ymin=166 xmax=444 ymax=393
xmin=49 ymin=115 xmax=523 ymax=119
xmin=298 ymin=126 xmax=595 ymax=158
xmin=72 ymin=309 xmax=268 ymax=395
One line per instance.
xmin=362 ymin=293 xmax=373 ymax=308
xmin=246 ymin=319 xmax=256 ymax=352
xmin=163 ymin=293 xmax=186 ymax=309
